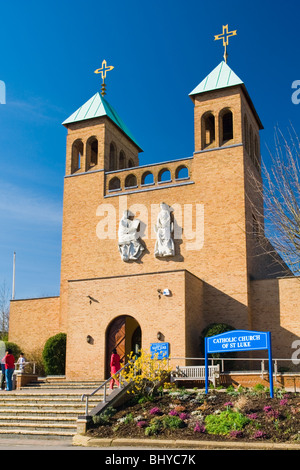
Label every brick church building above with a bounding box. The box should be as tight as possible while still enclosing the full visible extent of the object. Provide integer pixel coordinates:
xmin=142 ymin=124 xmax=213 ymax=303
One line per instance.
xmin=9 ymin=60 xmax=300 ymax=380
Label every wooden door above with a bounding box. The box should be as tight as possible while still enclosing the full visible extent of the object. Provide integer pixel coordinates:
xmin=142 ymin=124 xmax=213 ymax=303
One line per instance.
xmin=106 ymin=316 xmax=126 ymax=378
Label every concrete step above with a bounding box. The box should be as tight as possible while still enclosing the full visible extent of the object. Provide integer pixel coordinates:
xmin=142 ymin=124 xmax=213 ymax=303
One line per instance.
xmin=0 ymin=378 xmax=110 ymax=439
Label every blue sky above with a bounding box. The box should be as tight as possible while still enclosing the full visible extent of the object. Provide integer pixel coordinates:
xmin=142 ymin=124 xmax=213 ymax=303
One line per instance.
xmin=0 ymin=0 xmax=299 ymax=299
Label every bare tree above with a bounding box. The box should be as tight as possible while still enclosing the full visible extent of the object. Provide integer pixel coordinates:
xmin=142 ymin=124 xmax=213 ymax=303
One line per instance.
xmin=0 ymin=281 xmax=10 ymax=339
xmin=248 ymin=126 xmax=300 ymax=276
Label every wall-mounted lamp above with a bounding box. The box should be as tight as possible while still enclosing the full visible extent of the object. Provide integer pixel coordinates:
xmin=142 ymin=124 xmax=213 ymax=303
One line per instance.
xmin=86 ymin=335 xmax=93 ymax=344
xmin=157 ymin=331 xmax=164 ymax=341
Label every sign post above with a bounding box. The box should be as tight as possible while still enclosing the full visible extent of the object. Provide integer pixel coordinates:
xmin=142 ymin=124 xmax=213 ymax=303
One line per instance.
xmin=204 ymin=330 xmax=274 ymax=398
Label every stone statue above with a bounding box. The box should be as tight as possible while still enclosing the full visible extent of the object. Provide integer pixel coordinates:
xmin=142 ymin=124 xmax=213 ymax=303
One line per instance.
xmin=154 ymin=202 xmax=175 ymax=257
xmin=118 ymin=210 xmax=144 ymax=262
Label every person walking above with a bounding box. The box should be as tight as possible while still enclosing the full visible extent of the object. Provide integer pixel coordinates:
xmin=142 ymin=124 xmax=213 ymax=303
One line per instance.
xmin=4 ymin=349 xmax=15 ymax=391
xmin=109 ymin=348 xmax=121 ymax=390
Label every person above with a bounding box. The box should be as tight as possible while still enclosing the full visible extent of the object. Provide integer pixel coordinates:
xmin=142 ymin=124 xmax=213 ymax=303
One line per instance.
xmin=1 ymin=356 xmax=5 ymax=390
xmin=16 ymin=353 xmax=26 ymax=373
xmin=109 ymin=348 xmax=121 ymax=390
xmin=4 ymin=349 xmax=15 ymax=391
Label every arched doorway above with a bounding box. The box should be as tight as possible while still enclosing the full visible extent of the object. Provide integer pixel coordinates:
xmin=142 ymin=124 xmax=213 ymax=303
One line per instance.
xmin=105 ymin=315 xmax=141 ymax=378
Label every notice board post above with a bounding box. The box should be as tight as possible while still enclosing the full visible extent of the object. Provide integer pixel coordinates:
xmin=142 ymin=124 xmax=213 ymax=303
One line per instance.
xmin=205 ymin=330 xmax=274 ymax=398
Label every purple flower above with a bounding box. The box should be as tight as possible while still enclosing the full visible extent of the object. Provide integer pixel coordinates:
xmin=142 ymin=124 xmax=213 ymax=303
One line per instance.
xmin=224 ymin=402 xmax=234 ymax=408
xmin=179 ymin=412 xmax=190 ymax=420
xmin=149 ymin=407 xmax=161 ymax=416
xmin=263 ymin=405 xmax=272 ymax=413
xmin=169 ymin=409 xmax=178 ymax=416
xmin=137 ymin=420 xmax=148 ymax=428
xmin=253 ymin=430 xmax=267 ymax=439
xmin=280 ymin=399 xmax=288 ymax=406
xmin=247 ymin=413 xmax=258 ymax=420
xmin=230 ymin=430 xmax=243 ymax=438
xmin=194 ymin=423 xmax=205 ymax=433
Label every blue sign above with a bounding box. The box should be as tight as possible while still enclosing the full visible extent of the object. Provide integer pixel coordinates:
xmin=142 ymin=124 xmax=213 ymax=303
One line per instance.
xmin=205 ymin=330 xmax=274 ymax=398
xmin=206 ymin=330 xmax=268 ymax=353
xmin=150 ymin=342 xmax=170 ymax=360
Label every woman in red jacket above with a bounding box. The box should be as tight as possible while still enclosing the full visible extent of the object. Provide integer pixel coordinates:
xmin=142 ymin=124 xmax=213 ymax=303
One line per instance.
xmin=109 ymin=348 xmax=121 ymax=390
xmin=4 ymin=349 xmax=15 ymax=391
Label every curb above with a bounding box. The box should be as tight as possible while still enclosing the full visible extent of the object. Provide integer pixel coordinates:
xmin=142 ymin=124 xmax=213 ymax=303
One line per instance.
xmin=72 ymin=434 xmax=300 ymax=450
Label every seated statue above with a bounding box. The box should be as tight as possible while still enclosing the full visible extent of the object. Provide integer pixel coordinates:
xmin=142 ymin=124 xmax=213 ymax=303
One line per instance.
xmin=118 ymin=210 xmax=144 ymax=262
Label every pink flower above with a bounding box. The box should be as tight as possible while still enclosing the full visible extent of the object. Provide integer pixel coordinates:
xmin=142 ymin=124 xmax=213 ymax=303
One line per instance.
xmin=179 ymin=412 xmax=190 ymax=420
xmin=253 ymin=430 xmax=267 ymax=439
xmin=280 ymin=398 xmax=288 ymax=406
xmin=247 ymin=413 xmax=258 ymax=420
xmin=137 ymin=420 xmax=148 ymax=428
xmin=149 ymin=407 xmax=161 ymax=416
xmin=224 ymin=402 xmax=234 ymax=408
xmin=194 ymin=423 xmax=205 ymax=433
xmin=168 ymin=409 xmax=178 ymax=416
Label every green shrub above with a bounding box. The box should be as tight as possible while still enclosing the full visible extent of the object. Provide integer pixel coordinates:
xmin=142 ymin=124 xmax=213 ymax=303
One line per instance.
xmin=4 ymin=342 xmax=22 ymax=359
xmin=205 ymin=410 xmax=249 ymax=435
xmin=42 ymin=333 xmax=66 ymax=375
xmin=145 ymin=414 xmax=185 ymax=436
xmin=93 ymin=407 xmax=116 ymax=425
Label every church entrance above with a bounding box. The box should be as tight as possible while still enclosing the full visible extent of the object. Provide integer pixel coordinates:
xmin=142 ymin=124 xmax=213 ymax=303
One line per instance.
xmin=105 ymin=315 xmax=141 ymax=378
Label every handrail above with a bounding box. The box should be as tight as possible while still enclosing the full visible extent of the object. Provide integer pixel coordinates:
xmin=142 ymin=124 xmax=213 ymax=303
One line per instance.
xmin=81 ymin=361 xmax=132 ymax=416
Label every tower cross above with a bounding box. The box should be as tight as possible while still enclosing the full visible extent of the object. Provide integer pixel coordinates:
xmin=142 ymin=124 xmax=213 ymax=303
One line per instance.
xmin=214 ymin=25 xmax=237 ymax=63
xmin=94 ymin=60 xmax=114 ymax=96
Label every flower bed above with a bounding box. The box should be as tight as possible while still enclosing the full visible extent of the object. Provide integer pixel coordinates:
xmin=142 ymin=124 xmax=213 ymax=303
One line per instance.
xmin=87 ymin=385 xmax=300 ymax=443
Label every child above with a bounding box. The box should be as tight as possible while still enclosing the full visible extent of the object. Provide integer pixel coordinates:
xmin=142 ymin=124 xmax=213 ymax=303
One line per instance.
xmin=17 ymin=353 xmax=26 ymax=373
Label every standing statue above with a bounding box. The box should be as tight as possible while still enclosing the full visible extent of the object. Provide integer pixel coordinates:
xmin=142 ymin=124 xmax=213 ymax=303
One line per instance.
xmin=154 ymin=203 xmax=175 ymax=258
xmin=118 ymin=210 xmax=144 ymax=262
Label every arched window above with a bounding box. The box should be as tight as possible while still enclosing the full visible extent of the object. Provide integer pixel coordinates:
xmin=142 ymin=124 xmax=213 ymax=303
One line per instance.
xmin=158 ymin=168 xmax=171 ymax=183
xmin=71 ymin=139 xmax=83 ymax=174
xmin=254 ymin=135 xmax=260 ymax=172
xmin=201 ymin=112 xmax=215 ymax=149
xmin=127 ymin=159 xmax=134 ymax=168
xmin=86 ymin=137 xmax=98 ymax=170
xmin=109 ymin=143 xmax=117 ymax=171
xmin=249 ymin=126 xmax=254 ymax=162
xmin=221 ymin=109 xmax=233 ymax=143
xmin=141 ymin=171 xmax=154 ymax=185
xmin=175 ymin=165 xmax=189 ymax=180
xmin=119 ymin=151 xmax=126 ymax=170
xmin=125 ymin=174 xmax=137 ymax=188
xmin=109 ymin=177 xmax=121 ymax=191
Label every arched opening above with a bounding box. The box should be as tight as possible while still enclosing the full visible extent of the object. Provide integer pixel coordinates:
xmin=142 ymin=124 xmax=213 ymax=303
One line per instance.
xmin=141 ymin=171 xmax=154 ymax=185
xmin=221 ymin=109 xmax=233 ymax=144
xmin=109 ymin=177 xmax=121 ymax=191
xmin=109 ymin=142 xmax=117 ymax=171
xmin=119 ymin=151 xmax=126 ymax=170
xmin=125 ymin=173 xmax=137 ymax=188
xmin=201 ymin=112 xmax=215 ymax=149
xmin=71 ymin=139 xmax=83 ymax=174
xmin=127 ymin=159 xmax=134 ymax=168
xmin=105 ymin=315 xmax=141 ymax=378
xmin=158 ymin=168 xmax=171 ymax=183
xmin=175 ymin=165 xmax=189 ymax=180
xmin=86 ymin=137 xmax=98 ymax=170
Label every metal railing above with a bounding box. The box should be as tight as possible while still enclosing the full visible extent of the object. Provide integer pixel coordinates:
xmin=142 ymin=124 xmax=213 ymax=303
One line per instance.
xmin=81 ymin=361 xmax=132 ymax=416
xmin=168 ymin=357 xmax=300 ymax=382
xmin=13 ymin=362 xmax=36 ymax=374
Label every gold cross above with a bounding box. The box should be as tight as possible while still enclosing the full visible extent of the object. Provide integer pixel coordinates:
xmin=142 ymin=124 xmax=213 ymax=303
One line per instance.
xmin=214 ymin=25 xmax=237 ymax=63
xmin=94 ymin=60 xmax=114 ymax=96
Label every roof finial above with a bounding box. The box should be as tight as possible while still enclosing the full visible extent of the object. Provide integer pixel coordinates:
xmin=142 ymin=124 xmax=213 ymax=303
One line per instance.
xmin=94 ymin=59 xmax=114 ymax=96
xmin=214 ymin=25 xmax=237 ymax=63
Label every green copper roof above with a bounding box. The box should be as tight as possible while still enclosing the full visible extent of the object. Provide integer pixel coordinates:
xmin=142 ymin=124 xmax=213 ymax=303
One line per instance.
xmin=189 ymin=61 xmax=263 ymax=130
xmin=63 ymin=92 xmax=142 ymax=151
xmin=189 ymin=61 xmax=243 ymax=96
